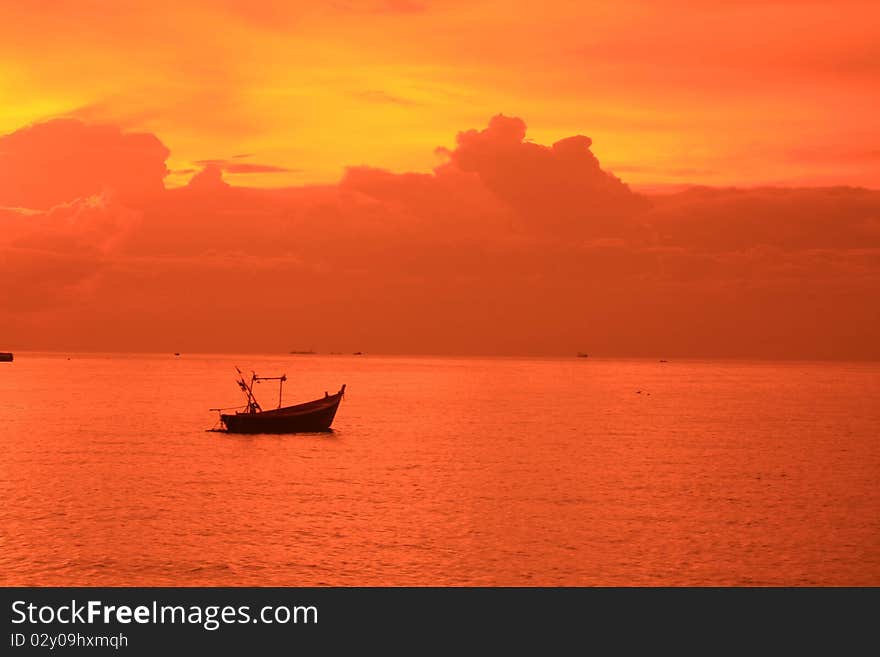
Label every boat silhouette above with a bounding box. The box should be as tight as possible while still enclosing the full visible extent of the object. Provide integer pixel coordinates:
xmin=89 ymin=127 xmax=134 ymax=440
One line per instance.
xmin=211 ymin=367 xmax=345 ymax=434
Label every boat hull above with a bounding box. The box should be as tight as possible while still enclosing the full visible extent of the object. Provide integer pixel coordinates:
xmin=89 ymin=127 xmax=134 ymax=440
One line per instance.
xmin=220 ymin=386 xmax=344 ymax=434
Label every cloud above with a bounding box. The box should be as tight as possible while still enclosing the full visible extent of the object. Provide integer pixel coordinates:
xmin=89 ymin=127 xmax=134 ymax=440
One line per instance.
xmin=0 ymin=119 xmax=169 ymax=210
xmin=0 ymin=195 xmax=137 ymax=313
xmin=438 ymin=114 xmax=647 ymax=235
xmin=0 ymin=246 xmax=102 ymax=312
xmin=646 ymin=186 xmax=880 ymax=250
xmin=184 ymin=164 xmax=231 ymax=192
xmin=194 ymin=159 xmax=293 ymax=174
xmin=2 ymin=115 xmax=879 ymax=358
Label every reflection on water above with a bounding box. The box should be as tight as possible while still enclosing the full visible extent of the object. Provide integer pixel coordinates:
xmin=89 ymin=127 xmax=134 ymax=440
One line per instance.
xmin=1 ymin=353 xmax=878 ymax=585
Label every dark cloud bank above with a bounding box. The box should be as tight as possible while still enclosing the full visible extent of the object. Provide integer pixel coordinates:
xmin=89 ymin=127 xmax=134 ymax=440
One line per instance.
xmin=2 ymin=116 xmax=879 ymax=358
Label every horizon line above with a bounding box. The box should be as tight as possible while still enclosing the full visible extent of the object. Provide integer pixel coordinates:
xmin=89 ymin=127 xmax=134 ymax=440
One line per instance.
xmin=5 ymin=349 xmax=880 ymax=364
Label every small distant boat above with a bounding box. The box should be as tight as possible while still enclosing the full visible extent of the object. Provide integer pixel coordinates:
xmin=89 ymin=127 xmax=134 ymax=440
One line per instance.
xmin=289 ymin=350 xmax=316 ymax=355
xmin=211 ymin=367 xmax=345 ymax=434
xmin=352 ymin=351 xmax=364 ymax=355
xmin=576 ymin=352 xmax=589 ymax=358
xmin=173 ymin=352 xmax=181 ymax=357
xmin=0 ymin=352 xmax=13 ymax=362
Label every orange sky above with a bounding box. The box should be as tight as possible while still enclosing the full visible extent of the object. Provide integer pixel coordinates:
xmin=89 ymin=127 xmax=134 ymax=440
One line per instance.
xmin=2 ymin=1 xmax=880 ymax=358
xmin=1 ymin=0 xmax=878 ymax=190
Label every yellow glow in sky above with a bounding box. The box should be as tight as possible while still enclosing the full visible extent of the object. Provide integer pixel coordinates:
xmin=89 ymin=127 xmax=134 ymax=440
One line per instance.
xmin=1 ymin=1 xmax=878 ymax=189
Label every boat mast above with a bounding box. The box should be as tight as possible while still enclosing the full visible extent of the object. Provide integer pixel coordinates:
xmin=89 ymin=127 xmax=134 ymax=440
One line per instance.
xmin=234 ymin=367 xmax=262 ymax=413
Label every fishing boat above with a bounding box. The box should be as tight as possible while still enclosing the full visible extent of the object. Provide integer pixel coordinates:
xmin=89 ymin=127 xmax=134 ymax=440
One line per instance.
xmin=211 ymin=367 xmax=345 ymax=434
xmin=0 ymin=352 xmax=12 ymax=362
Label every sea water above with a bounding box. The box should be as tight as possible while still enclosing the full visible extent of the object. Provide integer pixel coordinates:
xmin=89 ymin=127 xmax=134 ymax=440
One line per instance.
xmin=1 ymin=353 xmax=878 ymax=585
